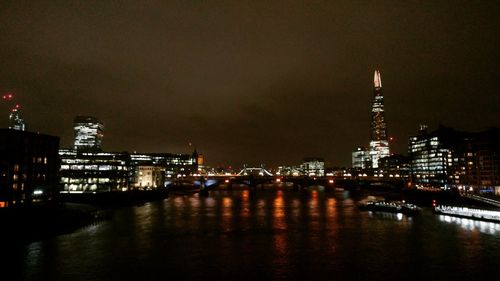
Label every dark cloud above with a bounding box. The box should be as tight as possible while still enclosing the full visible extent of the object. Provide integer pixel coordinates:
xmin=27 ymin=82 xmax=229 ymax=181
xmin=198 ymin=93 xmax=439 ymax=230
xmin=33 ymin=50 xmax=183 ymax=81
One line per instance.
xmin=0 ymin=1 xmax=499 ymax=167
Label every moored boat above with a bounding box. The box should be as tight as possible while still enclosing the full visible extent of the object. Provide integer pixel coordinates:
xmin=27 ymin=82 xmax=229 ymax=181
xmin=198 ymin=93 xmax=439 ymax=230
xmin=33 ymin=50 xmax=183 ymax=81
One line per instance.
xmin=358 ymin=200 xmax=421 ymax=216
xmin=433 ymin=205 xmax=500 ymax=223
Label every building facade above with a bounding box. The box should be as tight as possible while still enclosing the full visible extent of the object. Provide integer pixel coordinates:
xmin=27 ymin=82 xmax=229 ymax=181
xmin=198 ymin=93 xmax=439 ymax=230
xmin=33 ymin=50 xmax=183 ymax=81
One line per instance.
xmin=301 ymin=157 xmax=325 ymax=177
xmin=0 ymin=129 xmax=59 ymax=207
xmin=73 ymin=116 xmax=104 ymax=151
xmin=59 ymin=149 xmax=130 ymax=193
xmin=352 ymin=147 xmax=372 ymax=169
xmin=130 ymin=152 xmax=198 ymax=180
xmin=134 ymin=165 xmax=166 ymax=189
xmin=408 ymin=125 xmax=453 ymax=186
xmin=378 ymin=154 xmax=410 ymax=179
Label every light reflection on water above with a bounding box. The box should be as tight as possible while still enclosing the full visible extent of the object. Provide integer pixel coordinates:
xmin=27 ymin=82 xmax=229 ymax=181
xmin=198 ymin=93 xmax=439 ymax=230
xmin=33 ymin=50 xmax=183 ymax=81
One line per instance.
xmin=367 ymin=210 xmax=405 ymax=221
xmin=11 ymin=190 xmax=500 ymax=281
xmin=438 ymin=214 xmax=500 ymax=235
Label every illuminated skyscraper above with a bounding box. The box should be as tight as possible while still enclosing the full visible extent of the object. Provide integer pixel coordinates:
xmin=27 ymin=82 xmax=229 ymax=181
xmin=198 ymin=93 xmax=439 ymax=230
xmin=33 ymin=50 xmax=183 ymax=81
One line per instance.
xmin=369 ymin=70 xmax=390 ymax=168
xmin=73 ymin=116 xmax=104 ymax=151
xmin=8 ymin=108 xmax=26 ymax=131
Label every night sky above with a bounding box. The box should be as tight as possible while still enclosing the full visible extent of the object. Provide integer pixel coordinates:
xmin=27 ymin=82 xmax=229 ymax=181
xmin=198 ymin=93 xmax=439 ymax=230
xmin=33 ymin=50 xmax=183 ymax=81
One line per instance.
xmin=0 ymin=1 xmax=499 ymax=168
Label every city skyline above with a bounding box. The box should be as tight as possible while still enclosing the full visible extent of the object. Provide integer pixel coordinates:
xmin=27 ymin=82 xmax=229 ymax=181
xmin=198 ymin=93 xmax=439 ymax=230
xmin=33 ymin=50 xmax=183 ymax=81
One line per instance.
xmin=0 ymin=1 xmax=499 ymax=167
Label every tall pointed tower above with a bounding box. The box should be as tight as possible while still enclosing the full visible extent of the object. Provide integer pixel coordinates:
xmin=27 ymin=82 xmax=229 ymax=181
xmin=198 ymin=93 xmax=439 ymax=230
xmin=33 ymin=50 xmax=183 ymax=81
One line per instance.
xmin=369 ymin=70 xmax=390 ymax=168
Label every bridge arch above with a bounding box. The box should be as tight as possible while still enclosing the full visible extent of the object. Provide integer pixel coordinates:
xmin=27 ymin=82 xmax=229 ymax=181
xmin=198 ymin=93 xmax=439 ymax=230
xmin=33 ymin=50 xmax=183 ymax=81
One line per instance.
xmin=237 ymin=165 xmax=273 ymax=177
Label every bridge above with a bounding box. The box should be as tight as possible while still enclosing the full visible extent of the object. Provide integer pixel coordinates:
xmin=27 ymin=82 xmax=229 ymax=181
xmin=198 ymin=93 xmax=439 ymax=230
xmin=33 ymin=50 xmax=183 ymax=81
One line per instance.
xmin=237 ymin=165 xmax=273 ymax=176
xmin=165 ymin=166 xmax=409 ymax=194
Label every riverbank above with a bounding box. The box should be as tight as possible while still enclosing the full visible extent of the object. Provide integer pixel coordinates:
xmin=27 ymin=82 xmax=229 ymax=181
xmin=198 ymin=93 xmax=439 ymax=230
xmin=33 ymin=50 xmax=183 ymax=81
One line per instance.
xmin=2 ymin=190 xmax=170 ymax=244
xmin=58 ymin=189 xmax=170 ymax=207
xmin=0 ymin=202 xmax=110 ymax=244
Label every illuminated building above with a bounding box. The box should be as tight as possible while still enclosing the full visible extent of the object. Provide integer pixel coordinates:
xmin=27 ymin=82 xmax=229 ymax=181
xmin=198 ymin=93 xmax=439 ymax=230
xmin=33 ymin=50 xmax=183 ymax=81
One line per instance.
xmin=352 ymin=70 xmax=390 ymax=170
xmin=352 ymin=147 xmax=371 ymax=169
xmin=276 ymin=166 xmax=303 ymax=176
xmin=447 ymin=127 xmax=500 ymax=193
xmin=134 ymin=166 xmax=165 ymax=189
xmin=59 ymin=151 xmax=198 ymax=193
xmin=408 ymin=125 xmax=500 ymax=191
xmin=73 ymin=116 xmax=104 ymax=151
xmin=408 ymin=125 xmax=452 ymax=186
xmin=60 ymin=116 xmax=199 ymax=192
xmin=130 ymin=151 xmax=198 ymax=179
xmin=9 ymin=108 xmax=26 ymax=131
xmin=192 ymin=149 xmax=205 ymax=174
xmin=59 ymin=149 xmax=130 ymax=193
xmin=0 ymin=129 xmax=59 ymax=207
xmin=301 ymin=157 xmax=325 ymax=176
xmin=60 ymin=116 xmax=130 ymax=193
xmin=369 ymin=70 xmax=390 ymax=168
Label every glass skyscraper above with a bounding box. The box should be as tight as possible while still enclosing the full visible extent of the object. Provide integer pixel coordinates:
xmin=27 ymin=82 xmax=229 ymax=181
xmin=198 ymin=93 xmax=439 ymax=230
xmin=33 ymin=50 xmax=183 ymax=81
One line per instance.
xmin=73 ymin=116 xmax=104 ymax=151
xmin=369 ymin=70 xmax=390 ymax=168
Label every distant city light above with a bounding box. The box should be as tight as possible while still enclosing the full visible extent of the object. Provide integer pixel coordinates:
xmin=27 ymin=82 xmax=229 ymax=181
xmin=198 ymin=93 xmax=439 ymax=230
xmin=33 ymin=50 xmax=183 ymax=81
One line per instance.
xmin=33 ymin=190 xmax=43 ymax=195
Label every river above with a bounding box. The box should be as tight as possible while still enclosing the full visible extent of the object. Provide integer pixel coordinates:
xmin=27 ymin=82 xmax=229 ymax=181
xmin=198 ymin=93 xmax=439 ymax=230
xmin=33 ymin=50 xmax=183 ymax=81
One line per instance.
xmin=7 ymin=189 xmax=500 ymax=281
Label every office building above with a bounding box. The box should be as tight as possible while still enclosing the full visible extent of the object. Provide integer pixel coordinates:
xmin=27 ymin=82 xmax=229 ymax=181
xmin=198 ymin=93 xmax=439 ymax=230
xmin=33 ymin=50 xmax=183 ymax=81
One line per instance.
xmin=408 ymin=125 xmax=452 ymax=186
xmin=59 ymin=149 xmax=130 ymax=193
xmin=130 ymin=151 xmax=198 ymax=179
xmin=408 ymin=125 xmax=500 ymax=192
xmin=352 ymin=147 xmax=372 ymax=169
xmin=0 ymin=129 xmax=59 ymax=206
xmin=73 ymin=116 xmax=104 ymax=151
xmin=301 ymin=157 xmax=325 ymax=177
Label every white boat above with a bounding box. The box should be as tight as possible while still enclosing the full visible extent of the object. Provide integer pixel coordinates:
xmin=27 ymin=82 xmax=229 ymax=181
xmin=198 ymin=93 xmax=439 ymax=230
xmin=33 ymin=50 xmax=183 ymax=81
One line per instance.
xmin=433 ymin=205 xmax=500 ymax=223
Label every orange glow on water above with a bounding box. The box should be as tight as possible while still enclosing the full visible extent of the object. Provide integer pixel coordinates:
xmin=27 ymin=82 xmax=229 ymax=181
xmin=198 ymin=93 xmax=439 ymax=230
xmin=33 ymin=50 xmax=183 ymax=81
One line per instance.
xmin=223 ymin=197 xmax=232 ymax=208
xmin=311 ymin=190 xmax=318 ymax=199
xmin=273 ymin=191 xmax=286 ymax=229
xmin=274 ymin=191 xmax=284 ymax=210
xmin=327 ymin=198 xmax=337 ymax=218
xmin=242 ymin=190 xmax=249 ymax=201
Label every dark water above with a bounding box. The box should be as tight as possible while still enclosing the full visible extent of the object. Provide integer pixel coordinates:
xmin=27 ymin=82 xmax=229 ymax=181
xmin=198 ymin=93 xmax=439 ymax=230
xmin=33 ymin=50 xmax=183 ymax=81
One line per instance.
xmin=8 ymin=189 xmax=500 ymax=281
